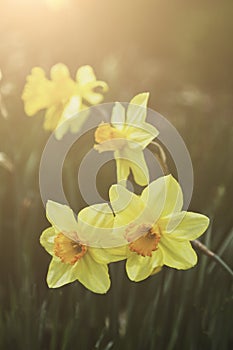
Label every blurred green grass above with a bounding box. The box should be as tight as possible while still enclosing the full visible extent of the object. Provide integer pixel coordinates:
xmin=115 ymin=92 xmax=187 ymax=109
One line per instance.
xmin=1 ymin=0 xmax=233 ymax=349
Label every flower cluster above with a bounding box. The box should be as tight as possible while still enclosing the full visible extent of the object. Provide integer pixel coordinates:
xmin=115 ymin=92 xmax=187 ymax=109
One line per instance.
xmin=40 ymin=177 xmax=209 ymax=293
xmin=22 ymin=64 xmax=209 ymax=293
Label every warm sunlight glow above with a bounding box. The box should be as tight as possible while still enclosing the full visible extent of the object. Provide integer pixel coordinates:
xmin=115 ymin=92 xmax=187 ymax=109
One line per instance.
xmin=45 ymin=0 xmax=70 ymax=10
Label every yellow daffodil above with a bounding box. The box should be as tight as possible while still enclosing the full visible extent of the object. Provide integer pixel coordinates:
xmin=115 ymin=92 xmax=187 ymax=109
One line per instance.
xmin=94 ymin=93 xmax=159 ymax=186
xmin=109 ymin=175 xmax=210 ymax=282
xmin=40 ymin=200 xmax=126 ymax=293
xmin=22 ymin=63 xmax=108 ymax=139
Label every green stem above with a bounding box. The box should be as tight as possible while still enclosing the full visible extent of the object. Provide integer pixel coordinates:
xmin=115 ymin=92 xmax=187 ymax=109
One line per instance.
xmin=212 ymin=255 xmax=233 ymax=278
xmin=192 ymin=239 xmax=233 ymax=278
xmin=108 ymin=265 xmax=119 ymax=343
xmin=150 ymin=141 xmax=169 ymax=175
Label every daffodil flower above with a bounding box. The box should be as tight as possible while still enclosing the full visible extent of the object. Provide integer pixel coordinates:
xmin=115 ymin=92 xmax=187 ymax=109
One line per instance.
xmin=94 ymin=93 xmax=159 ymax=186
xmin=40 ymin=200 xmax=126 ymax=293
xmin=109 ymin=175 xmax=210 ymax=282
xmin=22 ymin=63 xmax=108 ymax=139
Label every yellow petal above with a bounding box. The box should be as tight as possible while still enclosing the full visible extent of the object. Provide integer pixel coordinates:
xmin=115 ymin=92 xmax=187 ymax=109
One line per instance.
xmin=151 ymin=266 xmax=162 ymax=275
xmin=109 ymin=184 xmax=149 ymax=227
xmin=126 ymin=92 xmax=149 ymax=124
xmin=88 ymin=245 xmax=128 ymax=264
xmin=126 ymin=248 xmax=163 ymax=282
xmin=111 ymin=102 xmax=126 ymax=130
xmin=83 ymin=90 xmax=103 ymax=104
xmin=50 ymin=63 xmax=70 ymax=81
xmin=126 ymin=149 xmax=149 ymax=186
xmin=141 ymin=176 xmax=168 ymax=223
xmin=161 ymin=175 xmax=183 ymax=217
xmin=22 ymin=67 xmax=52 ymax=116
xmin=78 ymin=203 xmax=114 ymax=229
xmin=43 ymin=104 xmax=63 ymax=131
xmin=141 ymin=175 xmax=183 ymax=222
xmin=61 ymin=95 xmax=82 ymax=121
xmin=77 ymin=203 xmax=126 ymax=248
xmin=76 ymin=65 xmax=96 ymax=85
xmin=47 ymin=249 xmax=111 ymax=293
xmin=54 ymin=95 xmax=83 ymax=140
xmin=115 ymin=153 xmax=130 ymax=184
xmin=75 ymin=253 xmax=111 ymax=294
xmin=76 ymin=66 xmax=107 ymax=104
xmin=46 ymin=200 xmax=79 ymax=235
xmin=109 ymin=184 xmax=143 ymax=218
xmin=159 ymin=236 xmax=197 ymax=269
xmin=82 ymin=81 xmax=108 ymax=105
xmin=40 ymin=227 xmax=56 ymax=255
xmin=126 ymin=122 xmax=159 ymax=149
xmin=116 ymin=147 xmax=149 ymax=186
xmin=46 ymin=257 xmax=79 ymax=288
xmin=160 ymin=211 xmax=210 ymax=240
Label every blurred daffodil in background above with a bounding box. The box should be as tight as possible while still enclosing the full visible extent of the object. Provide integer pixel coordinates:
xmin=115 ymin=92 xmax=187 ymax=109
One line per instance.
xmin=94 ymin=92 xmax=159 ymax=186
xmin=22 ymin=63 xmax=108 ymax=139
xmin=109 ymin=175 xmax=210 ymax=282
xmin=40 ymin=200 xmax=126 ymax=293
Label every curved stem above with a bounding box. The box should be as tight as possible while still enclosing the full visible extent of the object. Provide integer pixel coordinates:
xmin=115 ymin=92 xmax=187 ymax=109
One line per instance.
xmin=192 ymin=239 xmax=233 ymax=278
xmin=150 ymin=141 xmax=169 ymax=175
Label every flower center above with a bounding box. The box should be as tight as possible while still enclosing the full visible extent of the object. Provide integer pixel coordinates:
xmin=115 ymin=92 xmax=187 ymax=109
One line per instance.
xmin=54 ymin=233 xmax=87 ymax=265
xmin=94 ymin=122 xmax=127 ymax=152
xmin=128 ymin=224 xmax=161 ymax=257
xmin=95 ymin=122 xmax=124 ymax=143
